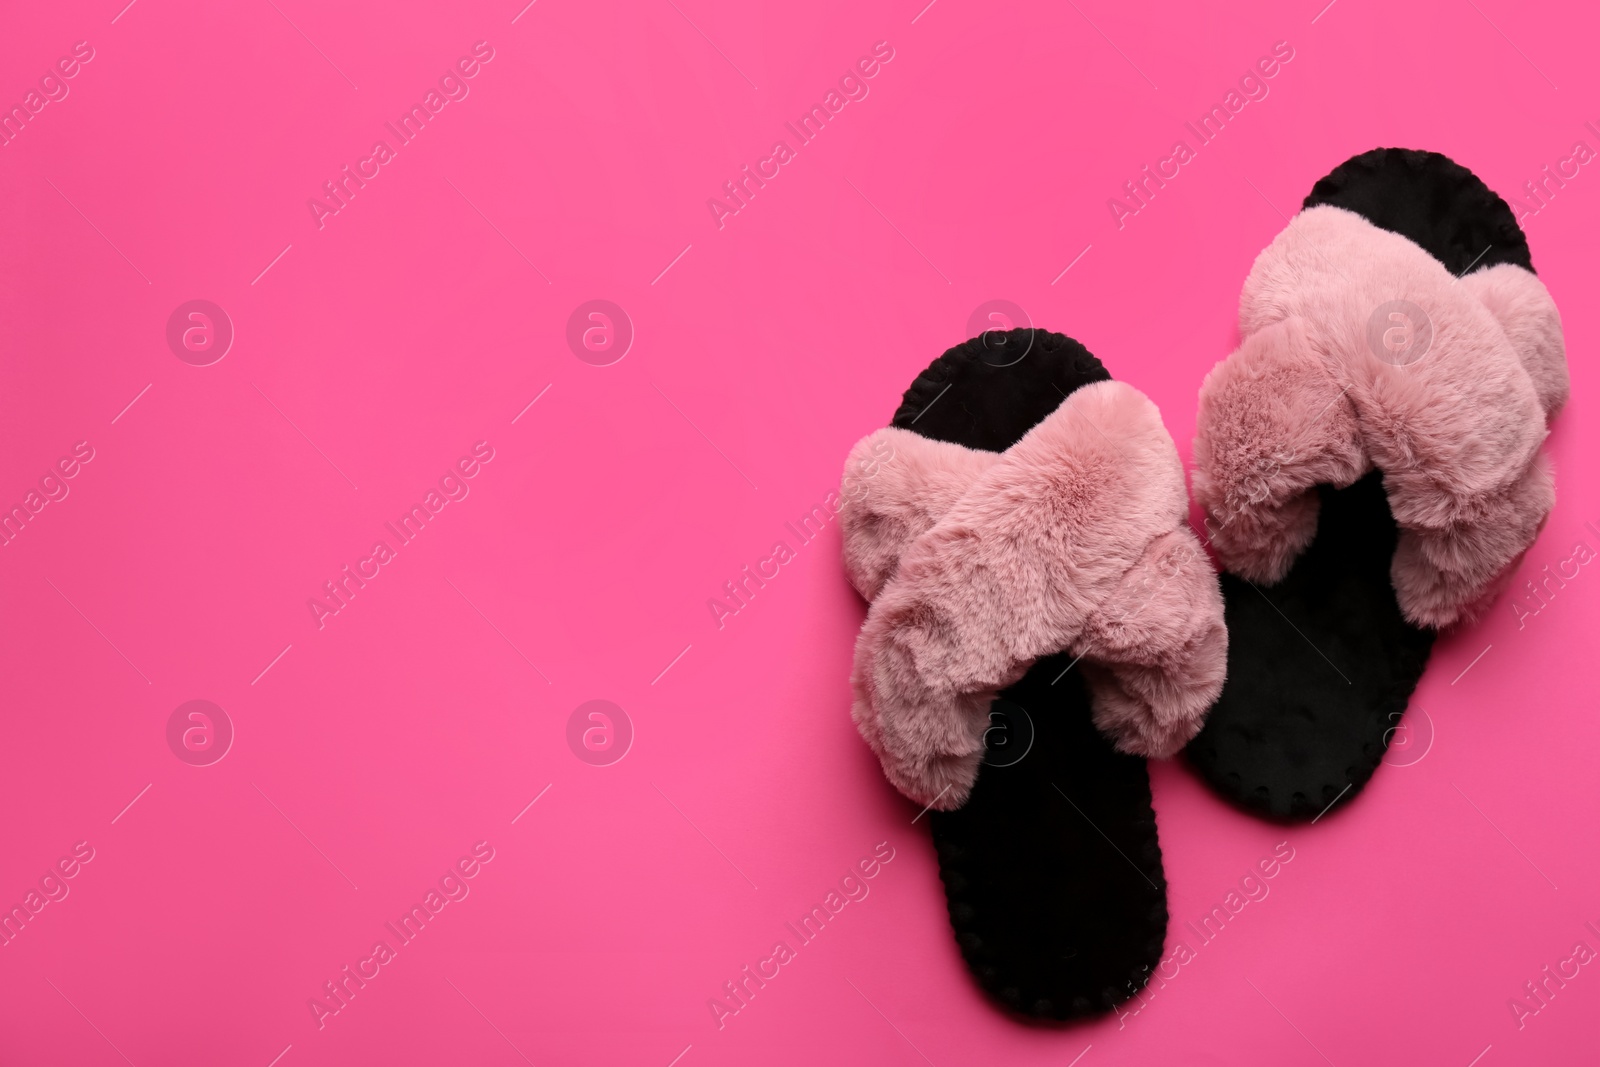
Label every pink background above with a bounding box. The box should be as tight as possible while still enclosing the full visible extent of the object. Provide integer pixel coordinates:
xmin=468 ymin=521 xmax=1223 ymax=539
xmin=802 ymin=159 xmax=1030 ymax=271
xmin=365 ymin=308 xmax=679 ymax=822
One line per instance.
xmin=0 ymin=0 xmax=1596 ymax=1064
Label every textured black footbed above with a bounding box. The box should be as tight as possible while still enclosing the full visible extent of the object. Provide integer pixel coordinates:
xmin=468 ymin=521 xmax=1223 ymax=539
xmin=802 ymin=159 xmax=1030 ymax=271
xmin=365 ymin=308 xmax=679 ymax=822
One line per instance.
xmin=1303 ymin=147 xmax=1533 ymax=276
xmin=893 ymin=329 xmax=1168 ymax=1021
xmin=1184 ymin=148 xmax=1526 ymax=821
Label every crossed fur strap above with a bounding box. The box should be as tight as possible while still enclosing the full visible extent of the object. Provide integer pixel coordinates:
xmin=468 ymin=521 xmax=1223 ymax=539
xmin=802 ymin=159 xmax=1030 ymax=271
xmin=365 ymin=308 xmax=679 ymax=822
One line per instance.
xmin=1193 ymin=206 xmax=1569 ymax=628
xmin=840 ymin=380 xmax=1227 ymax=811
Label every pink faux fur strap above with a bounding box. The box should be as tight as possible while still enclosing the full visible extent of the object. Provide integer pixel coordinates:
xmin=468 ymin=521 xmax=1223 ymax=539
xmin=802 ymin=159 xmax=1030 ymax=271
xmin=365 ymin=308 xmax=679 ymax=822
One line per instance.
xmin=1193 ymin=206 xmax=1568 ymax=628
xmin=840 ymin=380 xmax=1226 ymax=810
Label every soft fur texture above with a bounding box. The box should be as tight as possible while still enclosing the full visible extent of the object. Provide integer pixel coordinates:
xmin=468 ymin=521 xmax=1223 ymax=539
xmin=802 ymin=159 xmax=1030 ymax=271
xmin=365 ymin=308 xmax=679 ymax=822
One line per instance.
xmin=1193 ymin=205 xmax=1568 ymax=628
xmin=842 ymin=380 xmax=1226 ymax=809
xmin=840 ymin=429 xmax=999 ymax=603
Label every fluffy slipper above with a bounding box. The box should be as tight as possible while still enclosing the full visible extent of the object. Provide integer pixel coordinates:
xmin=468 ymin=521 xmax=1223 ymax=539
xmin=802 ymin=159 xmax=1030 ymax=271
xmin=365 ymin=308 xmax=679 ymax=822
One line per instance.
xmin=839 ymin=329 xmax=1226 ymax=1019
xmin=1184 ymin=149 xmax=1568 ymax=820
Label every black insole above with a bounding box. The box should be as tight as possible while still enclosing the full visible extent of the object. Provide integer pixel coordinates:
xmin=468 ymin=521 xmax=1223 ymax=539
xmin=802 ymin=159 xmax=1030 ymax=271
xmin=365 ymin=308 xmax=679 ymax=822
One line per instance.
xmin=1186 ymin=148 xmax=1522 ymax=820
xmin=893 ymin=329 xmax=1167 ymax=1020
xmin=1303 ymin=146 xmax=1533 ymax=276
xmin=1184 ymin=473 xmax=1434 ymax=819
xmin=932 ymin=654 xmax=1167 ymax=1018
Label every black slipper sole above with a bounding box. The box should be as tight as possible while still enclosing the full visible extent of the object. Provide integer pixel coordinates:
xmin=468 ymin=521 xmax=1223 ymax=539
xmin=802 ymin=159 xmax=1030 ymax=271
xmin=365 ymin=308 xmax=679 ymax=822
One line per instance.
xmin=1185 ymin=148 xmax=1528 ymax=821
xmin=894 ymin=329 xmax=1168 ymax=1020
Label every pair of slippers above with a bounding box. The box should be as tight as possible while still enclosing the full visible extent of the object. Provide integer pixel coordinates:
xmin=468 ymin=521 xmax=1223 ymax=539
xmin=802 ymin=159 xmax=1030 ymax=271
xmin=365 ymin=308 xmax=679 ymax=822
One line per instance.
xmin=838 ymin=149 xmax=1569 ymax=1020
